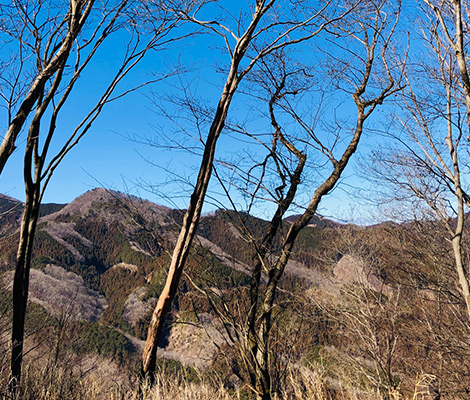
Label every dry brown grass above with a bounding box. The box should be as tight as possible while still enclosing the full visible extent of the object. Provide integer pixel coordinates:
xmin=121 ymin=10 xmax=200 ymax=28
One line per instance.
xmin=0 ymin=347 xmax=434 ymax=400
xmin=0 ymin=354 xmax=131 ymax=400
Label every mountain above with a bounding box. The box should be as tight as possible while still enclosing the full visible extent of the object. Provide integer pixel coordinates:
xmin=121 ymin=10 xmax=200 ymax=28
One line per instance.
xmin=0 ymin=189 xmax=345 ymax=365
xmin=283 ymin=213 xmax=344 ymax=229
xmin=0 ymin=195 xmax=23 ymax=238
xmin=0 ymin=188 xmax=468 ymax=397
xmin=0 ymin=189 xmax=264 ymax=364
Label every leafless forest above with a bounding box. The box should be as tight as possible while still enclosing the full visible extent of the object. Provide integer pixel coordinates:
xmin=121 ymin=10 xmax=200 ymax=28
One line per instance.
xmin=2 ymin=0 xmax=470 ymax=399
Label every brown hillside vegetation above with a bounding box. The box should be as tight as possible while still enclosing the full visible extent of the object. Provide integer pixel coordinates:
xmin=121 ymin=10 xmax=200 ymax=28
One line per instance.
xmin=6 ymin=0 xmax=470 ymax=398
xmin=0 ymin=189 xmax=469 ymax=398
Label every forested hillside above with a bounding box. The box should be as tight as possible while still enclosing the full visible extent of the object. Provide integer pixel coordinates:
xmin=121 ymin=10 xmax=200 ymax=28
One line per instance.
xmin=6 ymin=0 xmax=470 ymax=398
xmin=1 ymin=188 xmax=468 ymax=399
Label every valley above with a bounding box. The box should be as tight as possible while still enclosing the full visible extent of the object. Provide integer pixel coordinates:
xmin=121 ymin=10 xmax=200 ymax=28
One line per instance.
xmin=1 ymin=188 xmax=466 ymax=399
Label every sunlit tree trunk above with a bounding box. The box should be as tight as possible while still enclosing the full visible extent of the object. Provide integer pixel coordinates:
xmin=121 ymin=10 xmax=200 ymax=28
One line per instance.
xmin=141 ymin=1 xmax=276 ymax=376
xmin=9 ymin=183 xmax=40 ymax=396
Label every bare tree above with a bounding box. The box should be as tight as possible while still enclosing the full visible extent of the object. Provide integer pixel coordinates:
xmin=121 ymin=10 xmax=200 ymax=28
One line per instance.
xmin=369 ymin=0 xmax=470 ymax=322
xmin=1 ymin=1 xmax=193 ymax=395
xmin=239 ymin=7 xmax=399 ymax=400
xmin=141 ymin=0 xmax=363 ymax=381
xmin=157 ymin=1 xmax=403 ymax=398
xmin=0 ymin=0 xmax=93 ymax=175
xmin=333 ymin=260 xmax=404 ymax=398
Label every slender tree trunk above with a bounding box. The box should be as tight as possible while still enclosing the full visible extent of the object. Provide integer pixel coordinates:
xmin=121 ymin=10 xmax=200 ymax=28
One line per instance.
xmin=253 ymin=110 xmax=369 ymax=399
xmin=450 ymin=0 xmax=470 ymax=321
xmin=141 ymin=1 xmax=275 ymax=379
xmin=0 ymin=0 xmax=94 ymax=176
xmin=4 ymin=1 xmax=153 ymax=395
xmin=8 ymin=75 xmax=45 ymax=396
xmin=428 ymin=0 xmax=470 ymax=321
xmin=245 ymin=88 xmax=307 ymax=398
xmin=9 ymin=185 xmax=41 ymax=397
xmin=141 ymin=84 xmax=237 ymax=378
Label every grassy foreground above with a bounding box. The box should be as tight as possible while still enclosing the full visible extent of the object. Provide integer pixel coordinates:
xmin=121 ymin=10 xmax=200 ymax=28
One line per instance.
xmin=0 ymin=350 xmax=433 ymax=400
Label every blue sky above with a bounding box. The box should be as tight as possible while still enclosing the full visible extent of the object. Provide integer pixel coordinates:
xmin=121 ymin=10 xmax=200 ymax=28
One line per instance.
xmin=0 ymin=1 xmax=401 ymax=225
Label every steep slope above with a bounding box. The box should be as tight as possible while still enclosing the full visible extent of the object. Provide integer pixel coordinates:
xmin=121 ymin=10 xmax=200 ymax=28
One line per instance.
xmin=0 ymin=195 xmax=23 ymax=238
xmin=2 ymin=189 xmax=466 ymax=397
xmin=0 ymin=189 xmax=256 ymax=367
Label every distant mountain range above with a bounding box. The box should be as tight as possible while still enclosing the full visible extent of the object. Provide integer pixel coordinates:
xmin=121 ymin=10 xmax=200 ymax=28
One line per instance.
xmin=0 ymin=188 xmax=355 ymax=362
xmin=1 ymin=188 xmax=465 ymax=395
xmin=283 ymin=213 xmax=343 ymax=229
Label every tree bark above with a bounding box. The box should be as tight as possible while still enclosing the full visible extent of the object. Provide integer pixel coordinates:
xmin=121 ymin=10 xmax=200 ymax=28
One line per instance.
xmin=8 ymin=185 xmax=41 ymax=397
xmin=425 ymin=0 xmax=470 ymax=321
xmin=0 ymin=0 xmax=94 ymax=175
xmin=252 ymin=111 xmax=367 ymax=400
xmin=141 ymin=0 xmax=275 ymax=379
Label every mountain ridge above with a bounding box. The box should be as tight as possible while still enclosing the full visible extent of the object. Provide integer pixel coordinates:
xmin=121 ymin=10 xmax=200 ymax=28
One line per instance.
xmin=1 ymin=187 xmax=459 ymax=395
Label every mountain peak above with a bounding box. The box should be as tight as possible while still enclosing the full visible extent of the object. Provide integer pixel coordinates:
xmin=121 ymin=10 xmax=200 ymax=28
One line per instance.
xmin=0 ymin=193 xmax=22 ymax=204
xmin=284 ymin=213 xmax=343 ymax=229
xmin=41 ymin=188 xmax=120 ymax=220
xmin=39 ymin=188 xmax=173 ymax=230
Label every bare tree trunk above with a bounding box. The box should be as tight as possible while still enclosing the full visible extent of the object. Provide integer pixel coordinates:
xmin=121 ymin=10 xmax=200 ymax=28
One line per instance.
xmin=253 ymin=111 xmax=368 ymax=399
xmin=3 ymin=1 xmax=171 ymax=394
xmin=243 ymin=79 xmax=308 ymax=398
xmin=424 ymin=0 xmax=470 ymax=321
xmin=8 ymin=184 xmax=41 ymax=397
xmin=141 ymin=65 xmax=239 ymax=379
xmin=246 ymin=15 xmax=399 ymax=392
xmin=0 ymin=0 xmax=94 ymax=176
xmin=445 ymin=0 xmax=470 ymax=321
xmin=141 ymin=0 xmax=276 ymax=379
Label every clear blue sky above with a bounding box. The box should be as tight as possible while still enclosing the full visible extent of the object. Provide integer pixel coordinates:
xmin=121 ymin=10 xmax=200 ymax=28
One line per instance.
xmin=0 ymin=1 xmax=404 ymax=225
